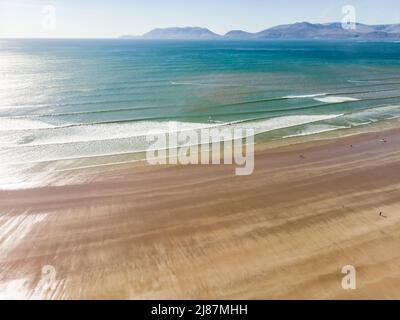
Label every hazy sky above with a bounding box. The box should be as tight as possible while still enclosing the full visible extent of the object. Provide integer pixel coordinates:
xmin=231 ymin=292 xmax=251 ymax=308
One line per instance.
xmin=1 ymin=0 xmax=399 ymax=38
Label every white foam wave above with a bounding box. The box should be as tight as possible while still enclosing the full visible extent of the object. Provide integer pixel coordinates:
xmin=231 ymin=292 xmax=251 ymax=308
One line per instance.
xmin=0 ymin=118 xmax=56 ymax=131
xmin=314 ymin=96 xmax=360 ymax=103
xmin=170 ymin=81 xmax=214 ymax=86
xmin=3 ymin=114 xmax=343 ymax=149
xmin=237 ymin=114 xmax=343 ymax=135
xmin=346 ymin=105 xmax=400 ymax=120
xmin=347 ymin=80 xmax=381 ymax=84
xmin=4 ymin=121 xmax=226 ymax=147
xmin=0 ymin=114 xmax=344 ymax=166
xmin=282 ymin=125 xmax=349 ymax=139
xmin=170 ymin=81 xmax=196 ymax=85
xmin=285 ymin=93 xmax=327 ymax=99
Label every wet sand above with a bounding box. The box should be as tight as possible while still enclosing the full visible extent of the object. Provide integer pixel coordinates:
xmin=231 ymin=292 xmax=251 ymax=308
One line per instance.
xmin=1 ymin=128 xmax=400 ymax=299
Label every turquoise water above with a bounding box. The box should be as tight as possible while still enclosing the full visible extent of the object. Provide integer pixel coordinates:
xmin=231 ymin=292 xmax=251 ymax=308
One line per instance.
xmin=1 ymin=39 xmax=400 ymax=187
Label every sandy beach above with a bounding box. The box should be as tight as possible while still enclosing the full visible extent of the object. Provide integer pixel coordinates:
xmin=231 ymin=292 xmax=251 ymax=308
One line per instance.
xmin=1 ymin=126 xmax=400 ymax=300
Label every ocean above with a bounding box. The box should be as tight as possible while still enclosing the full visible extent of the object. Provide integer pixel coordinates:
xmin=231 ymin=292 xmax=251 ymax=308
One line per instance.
xmin=1 ymin=39 xmax=400 ymax=188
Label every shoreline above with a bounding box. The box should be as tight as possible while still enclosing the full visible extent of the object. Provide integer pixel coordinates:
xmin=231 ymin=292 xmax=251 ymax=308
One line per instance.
xmin=4 ymin=117 xmax=400 ymax=191
xmin=1 ymin=122 xmax=400 ymax=299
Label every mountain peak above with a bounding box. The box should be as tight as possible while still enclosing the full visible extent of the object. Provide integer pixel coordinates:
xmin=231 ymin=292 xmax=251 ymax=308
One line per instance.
xmin=142 ymin=27 xmax=221 ymax=39
xmin=224 ymin=30 xmax=254 ymax=39
xmin=120 ymin=22 xmax=400 ymax=40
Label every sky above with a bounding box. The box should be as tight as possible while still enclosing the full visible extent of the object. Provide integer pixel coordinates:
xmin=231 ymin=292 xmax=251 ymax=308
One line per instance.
xmin=0 ymin=0 xmax=400 ymax=38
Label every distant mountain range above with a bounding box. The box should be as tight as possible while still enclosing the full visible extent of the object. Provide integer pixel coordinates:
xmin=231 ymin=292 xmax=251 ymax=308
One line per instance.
xmin=119 ymin=22 xmax=400 ymax=40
